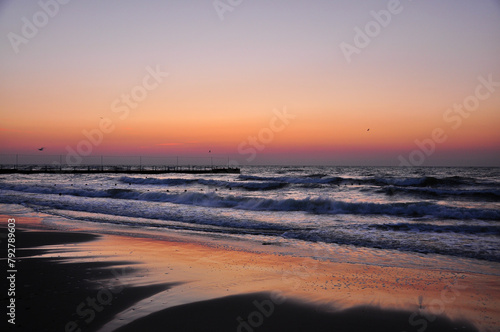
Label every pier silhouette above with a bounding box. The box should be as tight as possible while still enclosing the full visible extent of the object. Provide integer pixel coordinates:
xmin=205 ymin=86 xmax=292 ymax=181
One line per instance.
xmin=0 ymin=154 xmax=240 ymax=174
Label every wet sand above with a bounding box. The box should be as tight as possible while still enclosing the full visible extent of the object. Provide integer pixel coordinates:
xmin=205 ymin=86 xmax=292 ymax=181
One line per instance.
xmin=1 ymin=213 xmax=498 ymax=332
xmin=1 ymin=227 xmax=173 ymax=332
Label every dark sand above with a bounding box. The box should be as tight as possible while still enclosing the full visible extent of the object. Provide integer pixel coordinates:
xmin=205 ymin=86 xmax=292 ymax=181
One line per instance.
xmin=2 ymin=214 xmax=497 ymax=332
xmin=115 ymin=292 xmax=478 ymax=332
xmin=2 ymin=228 xmax=172 ymax=332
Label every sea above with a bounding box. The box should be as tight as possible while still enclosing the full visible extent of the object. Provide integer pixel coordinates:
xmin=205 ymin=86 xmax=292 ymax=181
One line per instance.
xmin=1 ymin=166 xmax=499 ymax=273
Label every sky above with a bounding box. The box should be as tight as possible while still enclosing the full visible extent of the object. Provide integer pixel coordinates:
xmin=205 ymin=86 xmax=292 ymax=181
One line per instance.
xmin=0 ymin=0 xmax=499 ymax=166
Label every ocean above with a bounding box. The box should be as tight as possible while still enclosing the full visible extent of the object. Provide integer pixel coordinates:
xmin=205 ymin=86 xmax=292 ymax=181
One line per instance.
xmin=1 ymin=166 xmax=499 ymax=271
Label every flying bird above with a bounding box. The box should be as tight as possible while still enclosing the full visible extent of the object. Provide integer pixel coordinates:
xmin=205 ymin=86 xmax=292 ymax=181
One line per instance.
xmin=38 ymin=147 xmax=45 ymax=151
xmin=367 ymin=129 xmax=370 ymax=132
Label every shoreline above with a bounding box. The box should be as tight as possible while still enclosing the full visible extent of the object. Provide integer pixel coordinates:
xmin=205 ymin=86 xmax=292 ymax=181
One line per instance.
xmin=1 ymin=226 xmax=173 ymax=332
xmin=1 ymin=209 xmax=499 ymax=331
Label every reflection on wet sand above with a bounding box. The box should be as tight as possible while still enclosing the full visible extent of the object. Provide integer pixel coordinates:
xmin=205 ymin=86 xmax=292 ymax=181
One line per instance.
xmin=1 ymin=213 xmax=498 ymax=331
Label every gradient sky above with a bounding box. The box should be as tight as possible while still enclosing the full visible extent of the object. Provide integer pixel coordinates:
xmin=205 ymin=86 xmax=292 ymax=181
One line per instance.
xmin=1 ymin=0 xmax=499 ymax=166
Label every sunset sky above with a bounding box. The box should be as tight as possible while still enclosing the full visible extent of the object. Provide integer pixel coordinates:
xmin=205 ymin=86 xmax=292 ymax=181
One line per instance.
xmin=1 ymin=0 xmax=499 ymax=166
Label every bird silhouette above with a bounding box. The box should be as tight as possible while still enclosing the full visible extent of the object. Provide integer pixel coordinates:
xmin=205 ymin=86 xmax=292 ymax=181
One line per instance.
xmin=38 ymin=147 xmax=45 ymax=151
xmin=367 ymin=129 xmax=370 ymax=132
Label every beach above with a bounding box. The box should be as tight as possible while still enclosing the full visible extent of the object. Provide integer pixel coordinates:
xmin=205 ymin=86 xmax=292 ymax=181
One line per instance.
xmin=2 ymin=204 xmax=499 ymax=332
xmin=2 ymin=0 xmax=499 ymax=330
xmin=1 ymin=166 xmax=499 ymax=331
xmin=2 ymin=0 xmax=499 ymax=329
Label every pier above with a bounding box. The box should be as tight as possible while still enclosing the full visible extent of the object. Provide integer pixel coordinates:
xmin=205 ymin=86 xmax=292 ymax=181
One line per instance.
xmin=0 ymin=166 xmax=240 ymax=174
xmin=0 ymin=154 xmax=240 ymax=174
